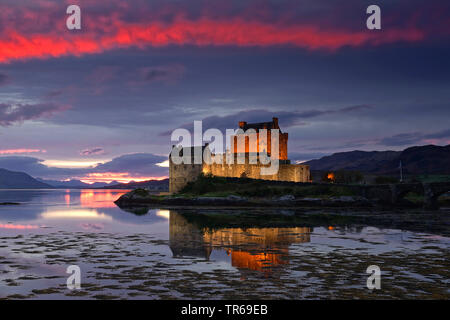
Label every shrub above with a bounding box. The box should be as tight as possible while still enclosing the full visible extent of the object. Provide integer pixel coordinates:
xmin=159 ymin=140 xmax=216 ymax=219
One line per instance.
xmin=180 ymin=173 xmax=214 ymax=195
xmin=322 ymin=170 xmax=363 ymax=184
xmin=334 ymin=170 xmax=364 ymax=184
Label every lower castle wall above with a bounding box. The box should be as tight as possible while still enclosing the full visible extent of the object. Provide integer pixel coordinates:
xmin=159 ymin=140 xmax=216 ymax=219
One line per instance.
xmin=169 ymin=162 xmax=203 ymax=193
xmin=170 ymin=158 xmax=311 ymax=194
xmin=202 ymin=162 xmax=310 ymax=184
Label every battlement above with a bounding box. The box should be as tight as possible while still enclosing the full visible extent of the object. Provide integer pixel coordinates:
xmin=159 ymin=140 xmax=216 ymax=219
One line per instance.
xmin=232 ymin=117 xmax=288 ymax=160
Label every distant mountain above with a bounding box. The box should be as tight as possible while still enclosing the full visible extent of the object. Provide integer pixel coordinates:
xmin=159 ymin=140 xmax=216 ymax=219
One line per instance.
xmin=305 ymin=145 xmax=450 ymax=175
xmin=0 ymin=168 xmax=52 ymax=189
xmin=35 ymin=177 xmax=168 ymax=190
xmin=104 ymin=179 xmax=169 ymax=191
xmin=37 ymin=178 xmax=116 ymax=188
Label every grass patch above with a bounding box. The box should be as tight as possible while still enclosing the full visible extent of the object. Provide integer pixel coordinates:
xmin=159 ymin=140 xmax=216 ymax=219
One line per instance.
xmin=404 ymin=192 xmax=424 ymax=204
xmin=411 ymin=175 xmax=450 ymax=183
xmin=178 ymin=174 xmax=358 ymax=198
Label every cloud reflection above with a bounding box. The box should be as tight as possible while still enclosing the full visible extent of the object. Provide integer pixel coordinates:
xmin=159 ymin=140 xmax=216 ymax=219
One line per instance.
xmin=0 ymin=223 xmax=39 ymax=230
xmin=156 ymin=210 xmax=170 ymax=219
xmin=41 ymin=209 xmax=112 ymax=220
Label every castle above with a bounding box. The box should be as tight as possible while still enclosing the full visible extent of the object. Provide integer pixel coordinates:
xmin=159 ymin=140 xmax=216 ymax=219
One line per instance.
xmin=169 ymin=117 xmax=310 ymax=193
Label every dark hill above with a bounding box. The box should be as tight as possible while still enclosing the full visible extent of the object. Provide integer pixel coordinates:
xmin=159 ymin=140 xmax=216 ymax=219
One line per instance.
xmin=103 ymin=179 xmax=169 ymax=191
xmin=305 ymin=145 xmax=450 ymax=175
xmin=37 ymin=178 xmax=116 ymax=188
xmin=0 ymin=168 xmax=52 ymax=189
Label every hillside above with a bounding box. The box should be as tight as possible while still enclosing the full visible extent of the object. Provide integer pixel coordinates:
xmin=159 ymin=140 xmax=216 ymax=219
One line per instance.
xmin=103 ymin=179 xmax=169 ymax=191
xmin=37 ymin=178 xmax=117 ymax=188
xmin=0 ymin=168 xmax=52 ymax=189
xmin=305 ymin=145 xmax=450 ymax=175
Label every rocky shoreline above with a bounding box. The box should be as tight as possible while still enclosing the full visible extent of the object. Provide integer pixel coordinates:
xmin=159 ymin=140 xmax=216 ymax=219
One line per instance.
xmin=115 ymin=188 xmax=408 ymax=209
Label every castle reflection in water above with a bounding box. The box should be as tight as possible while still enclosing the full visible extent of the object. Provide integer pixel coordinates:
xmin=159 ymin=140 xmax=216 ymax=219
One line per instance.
xmin=168 ymin=211 xmax=311 ymax=275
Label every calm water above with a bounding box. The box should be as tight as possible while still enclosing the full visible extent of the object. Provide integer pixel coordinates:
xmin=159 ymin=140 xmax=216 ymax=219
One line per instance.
xmin=0 ymin=189 xmax=448 ymax=299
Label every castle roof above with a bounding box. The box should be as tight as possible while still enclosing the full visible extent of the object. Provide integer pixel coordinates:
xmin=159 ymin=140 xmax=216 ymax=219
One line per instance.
xmin=238 ymin=117 xmax=281 ymax=132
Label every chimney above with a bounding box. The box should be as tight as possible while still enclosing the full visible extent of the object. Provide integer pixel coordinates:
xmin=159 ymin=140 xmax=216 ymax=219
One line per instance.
xmin=238 ymin=121 xmax=247 ymax=129
xmin=272 ymin=117 xmax=279 ymax=128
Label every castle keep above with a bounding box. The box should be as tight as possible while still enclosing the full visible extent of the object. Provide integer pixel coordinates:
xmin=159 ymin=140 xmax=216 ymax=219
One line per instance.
xmin=233 ymin=117 xmax=288 ymax=160
xmin=169 ymin=118 xmax=310 ymax=193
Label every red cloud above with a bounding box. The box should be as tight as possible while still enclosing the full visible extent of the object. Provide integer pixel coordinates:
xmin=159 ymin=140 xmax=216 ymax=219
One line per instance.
xmin=0 ymin=17 xmax=426 ymax=63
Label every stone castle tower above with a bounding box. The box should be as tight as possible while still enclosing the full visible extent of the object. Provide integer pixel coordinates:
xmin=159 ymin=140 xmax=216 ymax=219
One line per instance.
xmin=233 ymin=117 xmax=288 ymax=160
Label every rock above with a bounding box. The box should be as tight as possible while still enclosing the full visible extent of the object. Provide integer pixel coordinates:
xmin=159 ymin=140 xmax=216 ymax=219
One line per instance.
xmin=301 ymin=197 xmax=323 ymax=202
xmin=293 ymin=198 xmax=324 ymax=206
xmin=330 ymin=196 xmax=369 ymax=203
xmin=324 ymin=195 xmax=371 ymax=207
xmin=278 ymin=210 xmax=295 ymax=215
xmin=194 ymin=197 xmax=222 ymax=203
xmin=226 ymin=195 xmax=247 ymax=201
xmin=116 ymin=188 xmax=151 ymax=203
xmin=194 ymin=195 xmax=247 ymax=204
xmin=277 ymin=195 xmax=295 ymax=201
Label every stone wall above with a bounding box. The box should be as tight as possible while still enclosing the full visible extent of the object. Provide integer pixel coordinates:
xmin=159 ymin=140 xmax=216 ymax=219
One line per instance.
xmin=232 ymin=131 xmax=289 ymax=160
xmin=169 ymin=162 xmax=203 ymax=193
xmin=202 ymin=162 xmax=310 ymax=183
xmin=170 ymin=147 xmax=311 ymax=193
xmin=170 ymin=160 xmax=310 ymax=193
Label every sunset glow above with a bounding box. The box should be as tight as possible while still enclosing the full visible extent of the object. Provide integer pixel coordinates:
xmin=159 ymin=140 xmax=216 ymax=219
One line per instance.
xmin=79 ymin=172 xmax=168 ymax=184
xmin=156 ymin=210 xmax=170 ymax=219
xmin=41 ymin=209 xmax=112 ymax=220
xmin=42 ymin=160 xmax=104 ymax=168
xmin=156 ymin=160 xmax=170 ymax=168
xmin=79 ymin=190 xmax=129 ymax=208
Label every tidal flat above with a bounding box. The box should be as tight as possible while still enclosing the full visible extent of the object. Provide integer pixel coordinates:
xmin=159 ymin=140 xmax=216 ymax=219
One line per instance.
xmin=0 ymin=229 xmax=448 ymax=299
xmin=0 ymin=189 xmax=448 ymax=300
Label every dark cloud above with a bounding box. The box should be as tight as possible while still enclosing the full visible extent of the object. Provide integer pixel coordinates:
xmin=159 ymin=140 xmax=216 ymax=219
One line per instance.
xmin=379 ymin=129 xmax=450 ymax=147
xmin=129 ymin=64 xmax=186 ymax=86
xmin=424 ymin=129 xmax=450 ymax=139
xmin=44 ymin=89 xmax=64 ymax=99
xmin=80 ymin=148 xmax=106 ymax=156
xmin=0 ymin=102 xmax=69 ymax=126
xmin=0 ymin=73 xmax=9 ymax=86
xmin=304 ymin=139 xmax=377 ymax=151
xmin=379 ymin=133 xmax=422 ymax=146
xmin=93 ymin=153 xmax=168 ymax=176
xmin=0 ymin=156 xmax=85 ymax=178
xmin=289 ymin=152 xmax=331 ymax=162
xmin=145 ymin=69 xmax=167 ymax=81
xmin=160 ymin=105 xmax=372 ymax=136
xmin=294 ymin=104 xmax=372 ymax=119
xmin=160 ymin=109 xmax=305 ymax=136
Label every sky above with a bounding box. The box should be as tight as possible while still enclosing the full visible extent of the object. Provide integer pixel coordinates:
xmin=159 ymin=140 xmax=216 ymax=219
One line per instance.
xmin=0 ymin=0 xmax=449 ymax=183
